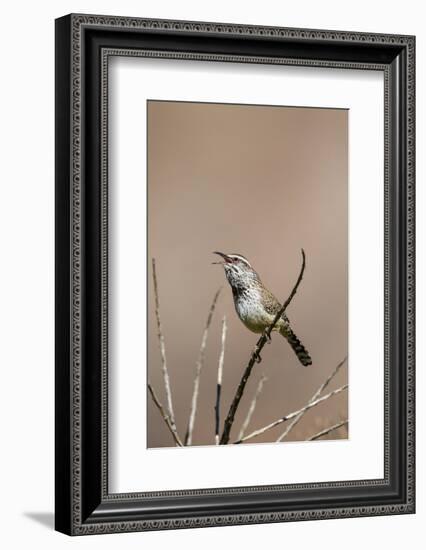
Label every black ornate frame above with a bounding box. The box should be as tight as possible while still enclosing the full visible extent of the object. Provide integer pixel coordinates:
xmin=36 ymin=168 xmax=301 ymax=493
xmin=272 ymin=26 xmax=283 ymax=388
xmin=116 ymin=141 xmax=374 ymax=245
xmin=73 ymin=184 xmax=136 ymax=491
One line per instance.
xmin=55 ymin=14 xmax=415 ymax=535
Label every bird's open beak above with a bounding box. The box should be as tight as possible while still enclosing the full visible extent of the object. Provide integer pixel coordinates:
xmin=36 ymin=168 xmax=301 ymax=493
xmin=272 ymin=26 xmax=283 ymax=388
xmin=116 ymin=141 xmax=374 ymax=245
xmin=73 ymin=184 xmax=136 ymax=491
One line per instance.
xmin=212 ymin=251 xmax=231 ymax=265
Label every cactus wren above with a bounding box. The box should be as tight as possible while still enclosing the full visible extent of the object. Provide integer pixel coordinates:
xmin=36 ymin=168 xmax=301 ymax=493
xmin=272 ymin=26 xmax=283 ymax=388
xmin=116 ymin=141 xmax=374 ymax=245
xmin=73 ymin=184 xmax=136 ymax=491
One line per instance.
xmin=213 ymin=252 xmax=312 ymax=367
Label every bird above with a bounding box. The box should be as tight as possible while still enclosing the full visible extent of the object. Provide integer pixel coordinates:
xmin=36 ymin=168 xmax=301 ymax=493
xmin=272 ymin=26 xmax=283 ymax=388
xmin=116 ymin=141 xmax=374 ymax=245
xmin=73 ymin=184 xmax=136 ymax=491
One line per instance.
xmin=213 ymin=251 xmax=312 ymax=367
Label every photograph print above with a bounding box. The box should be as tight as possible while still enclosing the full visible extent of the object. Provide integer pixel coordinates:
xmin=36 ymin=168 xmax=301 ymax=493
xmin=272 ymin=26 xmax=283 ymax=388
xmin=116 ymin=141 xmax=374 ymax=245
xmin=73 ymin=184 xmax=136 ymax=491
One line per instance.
xmin=147 ymin=99 xmax=348 ymax=449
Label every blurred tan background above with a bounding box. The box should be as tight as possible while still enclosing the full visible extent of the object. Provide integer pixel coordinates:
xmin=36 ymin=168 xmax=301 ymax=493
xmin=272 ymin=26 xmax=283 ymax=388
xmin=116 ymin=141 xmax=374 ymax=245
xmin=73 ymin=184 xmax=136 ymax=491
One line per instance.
xmin=147 ymin=100 xmax=348 ymax=447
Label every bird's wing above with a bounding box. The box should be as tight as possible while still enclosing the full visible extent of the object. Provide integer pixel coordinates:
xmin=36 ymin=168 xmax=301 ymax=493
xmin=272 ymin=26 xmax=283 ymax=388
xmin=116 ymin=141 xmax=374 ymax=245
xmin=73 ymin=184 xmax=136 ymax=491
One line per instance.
xmin=263 ymin=288 xmax=290 ymax=324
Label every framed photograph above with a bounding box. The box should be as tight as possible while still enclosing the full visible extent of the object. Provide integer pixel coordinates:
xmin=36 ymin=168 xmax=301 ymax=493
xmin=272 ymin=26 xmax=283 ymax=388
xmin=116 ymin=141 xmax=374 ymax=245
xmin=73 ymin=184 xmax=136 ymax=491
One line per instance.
xmin=55 ymin=14 xmax=415 ymax=535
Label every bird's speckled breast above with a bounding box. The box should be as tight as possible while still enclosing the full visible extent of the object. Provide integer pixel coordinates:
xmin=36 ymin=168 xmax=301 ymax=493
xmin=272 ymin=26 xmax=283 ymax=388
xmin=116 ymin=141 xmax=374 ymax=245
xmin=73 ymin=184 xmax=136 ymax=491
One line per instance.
xmin=233 ymin=287 xmax=275 ymax=333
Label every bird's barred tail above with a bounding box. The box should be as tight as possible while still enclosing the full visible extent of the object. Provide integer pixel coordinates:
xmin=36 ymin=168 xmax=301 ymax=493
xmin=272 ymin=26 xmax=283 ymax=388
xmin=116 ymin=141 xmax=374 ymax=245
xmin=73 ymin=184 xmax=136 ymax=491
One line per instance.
xmin=280 ymin=326 xmax=312 ymax=367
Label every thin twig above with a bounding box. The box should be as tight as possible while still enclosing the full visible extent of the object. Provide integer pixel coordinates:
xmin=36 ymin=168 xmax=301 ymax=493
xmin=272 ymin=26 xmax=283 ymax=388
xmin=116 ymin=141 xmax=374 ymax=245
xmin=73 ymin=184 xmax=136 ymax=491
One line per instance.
xmin=148 ymin=383 xmax=183 ymax=447
xmin=234 ymin=384 xmax=348 ymax=444
xmin=215 ymin=316 xmax=227 ymax=445
xmin=220 ymin=249 xmax=306 ymax=445
xmin=185 ymin=288 xmax=221 ymax=446
xmin=277 ymin=356 xmax=347 ymax=442
xmin=152 ymin=258 xmax=176 ymax=433
xmin=237 ymin=374 xmax=267 ymax=441
xmin=308 ymin=419 xmax=349 ymax=441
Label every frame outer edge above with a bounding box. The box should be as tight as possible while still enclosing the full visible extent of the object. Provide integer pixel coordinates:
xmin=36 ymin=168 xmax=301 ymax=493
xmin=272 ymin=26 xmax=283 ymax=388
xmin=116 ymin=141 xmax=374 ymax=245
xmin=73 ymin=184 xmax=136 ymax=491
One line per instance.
xmin=55 ymin=14 xmax=73 ymax=536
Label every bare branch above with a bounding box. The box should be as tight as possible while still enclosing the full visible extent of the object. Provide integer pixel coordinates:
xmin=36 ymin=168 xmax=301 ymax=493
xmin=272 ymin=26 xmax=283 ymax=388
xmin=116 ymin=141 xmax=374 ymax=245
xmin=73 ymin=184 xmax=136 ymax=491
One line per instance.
xmin=237 ymin=374 xmax=267 ymax=441
xmin=308 ymin=419 xmax=349 ymax=441
xmin=220 ymin=249 xmax=306 ymax=445
xmin=277 ymin=356 xmax=347 ymax=442
xmin=185 ymin=288 xmax=221 ymax=446
xmin=152 ymin=258 xmax=176 ymax=433
xmin=148 ymin=383 xmax=183 ymax=447
xmin=234 ymin=383 xmax=348 ymax=444
xmin=215 ymin=317 xmax=227 ymax=445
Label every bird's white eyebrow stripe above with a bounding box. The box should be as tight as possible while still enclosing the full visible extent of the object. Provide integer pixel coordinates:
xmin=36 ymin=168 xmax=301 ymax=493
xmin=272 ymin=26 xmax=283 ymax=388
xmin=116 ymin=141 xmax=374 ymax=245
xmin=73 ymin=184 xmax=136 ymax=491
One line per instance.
xmin=228 ymin=254 xmax=252 ymax=268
